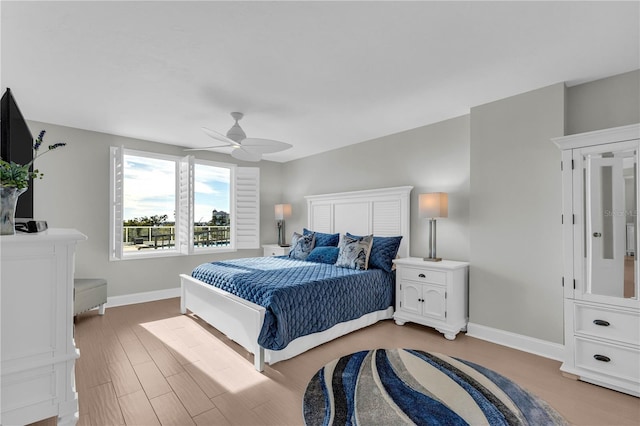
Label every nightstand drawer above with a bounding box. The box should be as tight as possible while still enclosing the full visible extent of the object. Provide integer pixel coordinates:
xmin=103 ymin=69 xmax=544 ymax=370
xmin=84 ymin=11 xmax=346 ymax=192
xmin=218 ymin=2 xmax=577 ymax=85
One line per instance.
xmin=262 ymin=244 xmax=290 ymax=257
xmin=575 ymin=304 xmax=640 ymax=345
xmin=397 ymin=266 xmax=446 ymax=285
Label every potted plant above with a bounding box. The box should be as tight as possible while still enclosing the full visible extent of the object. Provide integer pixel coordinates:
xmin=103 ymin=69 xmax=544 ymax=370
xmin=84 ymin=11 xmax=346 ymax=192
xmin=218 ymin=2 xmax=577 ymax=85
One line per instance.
xmin=0 ymin=130 xmax=65 ymax=235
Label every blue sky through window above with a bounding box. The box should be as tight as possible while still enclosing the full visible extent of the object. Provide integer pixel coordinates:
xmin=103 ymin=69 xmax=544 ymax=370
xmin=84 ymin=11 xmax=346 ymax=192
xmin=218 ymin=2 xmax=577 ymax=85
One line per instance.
xmin=194 ymin=163 xmax=230 ymax=223
xmin=123 ymin=155 xmax=175 ymax=221
xmin=123 ymin=155 xmax=230 ymax=222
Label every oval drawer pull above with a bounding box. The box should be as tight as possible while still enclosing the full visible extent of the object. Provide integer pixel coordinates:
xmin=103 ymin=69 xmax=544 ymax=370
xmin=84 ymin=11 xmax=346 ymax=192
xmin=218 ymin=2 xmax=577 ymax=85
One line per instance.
xmin=418 ymin=273 xmax=426 ymax=278
xmin=593 ymin=354 xmax=611 ymax=362
xmin=593 ymin=319 xmax=610 ymax=327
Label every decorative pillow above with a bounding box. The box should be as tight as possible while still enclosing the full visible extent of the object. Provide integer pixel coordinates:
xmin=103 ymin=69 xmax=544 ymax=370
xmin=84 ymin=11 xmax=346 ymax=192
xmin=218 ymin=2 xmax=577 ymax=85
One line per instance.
xmin=347 ymin=233 xmax=402 ymax=272
xmin=303 ymin=228 xmax=340 ymax=247
xmin=335 ymin=234 xmax=374 ymax=270
xmin=289 ymin=232 xmax=316 ymax=260
xmin=306 ymin=246 xmax=340 ymax=264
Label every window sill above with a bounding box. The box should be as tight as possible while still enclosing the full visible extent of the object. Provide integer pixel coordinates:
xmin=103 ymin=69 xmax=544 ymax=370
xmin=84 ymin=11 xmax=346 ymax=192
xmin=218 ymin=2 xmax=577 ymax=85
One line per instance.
xmin=111 ymin=247 xmax=237 ymax=261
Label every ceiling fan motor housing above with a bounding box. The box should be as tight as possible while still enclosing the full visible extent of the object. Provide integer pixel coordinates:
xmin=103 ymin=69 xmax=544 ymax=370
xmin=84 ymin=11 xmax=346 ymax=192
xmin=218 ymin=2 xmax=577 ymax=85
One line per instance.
xmin=226 ymin=112 xmax=246 ymax=142
xmin=226 ymin=123 xmax=246 ymax=142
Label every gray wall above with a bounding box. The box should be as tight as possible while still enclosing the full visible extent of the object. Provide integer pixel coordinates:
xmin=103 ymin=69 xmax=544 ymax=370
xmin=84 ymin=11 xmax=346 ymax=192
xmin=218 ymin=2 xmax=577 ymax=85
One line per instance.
xmin=566 ymin=69 xmax=640 ymax=135
xmin=282 ymin=115 xmax=471 ymax=263
xmin=28 ymin=122 xmax=283 ymax=298
xmin=469 ymin=83 xmax=566 ymax=343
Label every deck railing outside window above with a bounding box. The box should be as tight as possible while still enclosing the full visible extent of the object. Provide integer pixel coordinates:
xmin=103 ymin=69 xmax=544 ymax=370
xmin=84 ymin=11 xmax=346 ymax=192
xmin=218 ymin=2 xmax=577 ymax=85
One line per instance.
xmin=123 ymin=226 xmax=231 ymax=251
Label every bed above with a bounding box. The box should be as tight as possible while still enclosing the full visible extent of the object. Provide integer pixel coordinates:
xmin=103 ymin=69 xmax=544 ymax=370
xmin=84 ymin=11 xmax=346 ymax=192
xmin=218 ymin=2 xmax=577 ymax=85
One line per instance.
xmin=180 ymin=186 xmax=412 ymax=371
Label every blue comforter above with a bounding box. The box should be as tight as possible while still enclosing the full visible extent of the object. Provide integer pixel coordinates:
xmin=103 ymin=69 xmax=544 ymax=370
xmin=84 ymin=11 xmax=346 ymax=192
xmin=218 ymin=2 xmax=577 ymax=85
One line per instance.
xmin=191 ymin=256 xmax=394 ymax=351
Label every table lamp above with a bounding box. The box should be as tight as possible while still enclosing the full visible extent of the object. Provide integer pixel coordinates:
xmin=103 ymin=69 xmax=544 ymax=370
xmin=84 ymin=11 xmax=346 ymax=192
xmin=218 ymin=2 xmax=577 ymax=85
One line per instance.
xmin=419 ymin=193 xmax=448 ymax=261
xmin=275 ymin=204 xmax=292 ymax=247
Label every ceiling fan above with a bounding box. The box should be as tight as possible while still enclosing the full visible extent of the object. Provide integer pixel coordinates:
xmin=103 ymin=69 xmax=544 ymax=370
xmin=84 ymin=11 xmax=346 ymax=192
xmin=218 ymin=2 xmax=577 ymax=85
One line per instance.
xmin=188 ymin=112 xmax=292 ymax=162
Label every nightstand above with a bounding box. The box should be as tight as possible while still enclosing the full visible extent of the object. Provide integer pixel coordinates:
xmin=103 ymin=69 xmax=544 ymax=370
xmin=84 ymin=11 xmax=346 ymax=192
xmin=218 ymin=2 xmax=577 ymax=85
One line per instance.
xmin=262 ymin=244 xmax=291 ymax=257
xmin=392 ymin=257 xmax=469 ymax=340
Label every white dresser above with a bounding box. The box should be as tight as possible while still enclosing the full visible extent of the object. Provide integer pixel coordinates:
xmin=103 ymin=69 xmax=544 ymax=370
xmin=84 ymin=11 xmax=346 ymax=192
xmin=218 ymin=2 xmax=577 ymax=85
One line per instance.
xmin=1 ymin=229 xmax=87 ymax=425
xmin=553 ymin=124 xmax=640 ymax=397
xmin=392 ymin=258 xmax=469 ymax=340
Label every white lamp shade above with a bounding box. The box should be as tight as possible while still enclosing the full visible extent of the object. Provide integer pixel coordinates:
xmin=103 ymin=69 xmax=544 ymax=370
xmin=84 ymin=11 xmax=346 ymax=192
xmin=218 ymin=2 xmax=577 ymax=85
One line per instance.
xmin=274 ymin=204 xmax=292 ymax=220
xmin=419 ymin=193 xmax=448 ymax=218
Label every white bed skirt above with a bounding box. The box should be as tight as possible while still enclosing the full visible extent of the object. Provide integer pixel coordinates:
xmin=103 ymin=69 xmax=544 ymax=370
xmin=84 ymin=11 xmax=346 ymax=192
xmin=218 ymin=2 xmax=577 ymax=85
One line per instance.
xmin=264 ymin=306 xmax=395 ymax=365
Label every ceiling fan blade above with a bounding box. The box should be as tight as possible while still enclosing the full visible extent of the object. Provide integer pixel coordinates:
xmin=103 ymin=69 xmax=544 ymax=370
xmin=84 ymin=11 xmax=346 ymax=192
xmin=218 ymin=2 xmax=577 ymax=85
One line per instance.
xmin=183 ymin=146 xmax=232 ymax=151
xmin=201 ymin=127 xmax=240 ymax=147
xmin=241 ymin=138 xmax=293 ymax=154
xmin=231 ymin=147 xmax=261 ymax=162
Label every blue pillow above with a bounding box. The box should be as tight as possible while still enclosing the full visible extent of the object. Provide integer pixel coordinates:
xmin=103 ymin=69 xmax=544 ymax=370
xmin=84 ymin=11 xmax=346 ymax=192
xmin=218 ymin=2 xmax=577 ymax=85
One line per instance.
xmin=346 ymin=233 xmax=402 ymax=272
xmin=303 ymin=228 xmax=339 ymax=247
xmin=289 ymin=232 xmax=316 ymax=260
xmin=306 ymin=246 xmax=340 ymax=264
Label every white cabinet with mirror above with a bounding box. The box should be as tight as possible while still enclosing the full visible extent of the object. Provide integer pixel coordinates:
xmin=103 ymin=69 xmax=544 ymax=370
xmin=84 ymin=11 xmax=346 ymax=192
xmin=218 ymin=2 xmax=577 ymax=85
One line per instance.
xmin=553 ymin=124 xmax=640 ymax=397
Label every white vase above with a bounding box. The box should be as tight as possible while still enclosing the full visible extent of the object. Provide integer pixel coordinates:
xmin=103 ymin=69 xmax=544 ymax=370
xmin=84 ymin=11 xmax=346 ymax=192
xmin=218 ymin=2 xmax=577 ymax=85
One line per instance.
xmin=0 ymin=186 xmax=26 ymax=235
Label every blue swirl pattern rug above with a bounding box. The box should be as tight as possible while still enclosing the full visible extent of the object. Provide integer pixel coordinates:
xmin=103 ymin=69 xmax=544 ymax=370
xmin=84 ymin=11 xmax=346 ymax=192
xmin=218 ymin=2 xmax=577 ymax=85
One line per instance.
xmin=303 ymin=349 xmax=567 ymax=426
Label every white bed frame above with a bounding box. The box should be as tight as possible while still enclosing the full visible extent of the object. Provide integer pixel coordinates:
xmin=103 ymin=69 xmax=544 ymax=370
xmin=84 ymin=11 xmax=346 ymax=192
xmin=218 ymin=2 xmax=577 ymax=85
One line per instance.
xmin=180 ymin=186 xmax=412 ymax=371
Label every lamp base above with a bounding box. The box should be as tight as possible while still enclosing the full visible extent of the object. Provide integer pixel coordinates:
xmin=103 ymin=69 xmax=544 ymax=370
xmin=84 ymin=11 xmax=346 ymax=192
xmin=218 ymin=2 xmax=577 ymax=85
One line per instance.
xmin=423 ymin=257 xmax=442 ymax=262
xmin=278 ymin=243 xmax=290 ymax=247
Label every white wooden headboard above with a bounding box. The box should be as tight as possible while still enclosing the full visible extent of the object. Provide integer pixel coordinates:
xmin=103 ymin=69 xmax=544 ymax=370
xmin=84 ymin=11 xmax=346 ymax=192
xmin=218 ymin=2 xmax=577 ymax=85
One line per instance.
xmin=305 ymin=186 xmax=413 ymax=258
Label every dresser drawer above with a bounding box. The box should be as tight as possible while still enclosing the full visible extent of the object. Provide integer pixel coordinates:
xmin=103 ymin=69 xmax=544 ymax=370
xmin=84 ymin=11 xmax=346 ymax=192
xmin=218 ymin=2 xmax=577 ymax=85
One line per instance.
xmin=2 ymin=364 xmax=56 ymax=414
xmin=574 ymin=337 xmax=640 ymax=382
xmin=574 ymin=304 xmax=640 ymax=345
xmin=397 ymin=266 xmax=446 ymax=285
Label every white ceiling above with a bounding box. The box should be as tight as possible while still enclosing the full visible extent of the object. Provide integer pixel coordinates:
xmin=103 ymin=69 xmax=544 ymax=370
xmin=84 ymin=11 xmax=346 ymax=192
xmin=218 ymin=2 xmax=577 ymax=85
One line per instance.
xmin=2 ymin=1 xmax=638 ymax=162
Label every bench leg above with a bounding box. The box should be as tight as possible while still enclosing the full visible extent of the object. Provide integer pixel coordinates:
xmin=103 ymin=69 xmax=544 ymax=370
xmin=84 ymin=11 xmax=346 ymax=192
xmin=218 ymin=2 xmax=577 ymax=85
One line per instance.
xmin=98 ymin=303 xmax=106 ymax=315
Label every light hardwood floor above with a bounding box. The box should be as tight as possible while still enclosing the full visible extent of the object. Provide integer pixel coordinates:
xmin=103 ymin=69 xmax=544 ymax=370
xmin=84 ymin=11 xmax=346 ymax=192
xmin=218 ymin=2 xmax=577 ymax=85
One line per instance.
xmin=59 ymin=298 xmax=640 ymax=425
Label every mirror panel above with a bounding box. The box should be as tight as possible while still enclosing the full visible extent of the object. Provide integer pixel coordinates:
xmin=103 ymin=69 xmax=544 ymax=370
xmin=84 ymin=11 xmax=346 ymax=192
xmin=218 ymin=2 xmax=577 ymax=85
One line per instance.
xmin=583 ymin=147 xmax=637 ymax=300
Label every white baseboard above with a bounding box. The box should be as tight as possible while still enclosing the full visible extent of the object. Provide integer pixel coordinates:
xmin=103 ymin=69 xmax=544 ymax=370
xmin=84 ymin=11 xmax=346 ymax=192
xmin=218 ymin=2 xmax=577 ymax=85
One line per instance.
xmin=466 ymin=322 xmax=565 ymax=361
xmin=106 ymin=287 xmax=181 ymax=308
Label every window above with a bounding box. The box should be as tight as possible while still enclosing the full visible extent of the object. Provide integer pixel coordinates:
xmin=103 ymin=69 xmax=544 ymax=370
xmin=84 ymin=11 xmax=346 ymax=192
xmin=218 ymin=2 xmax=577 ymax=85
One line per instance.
xmin=193 ymin=161 xmax=232 ymax=251
xmin=109 ymin=147 xmax=259 ymax=260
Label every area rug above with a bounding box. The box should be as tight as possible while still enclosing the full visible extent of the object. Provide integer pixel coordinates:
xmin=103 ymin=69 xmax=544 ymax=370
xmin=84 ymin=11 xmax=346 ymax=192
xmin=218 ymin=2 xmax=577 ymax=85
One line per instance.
xmin=303 ymin=349 xmax=567 ymax=426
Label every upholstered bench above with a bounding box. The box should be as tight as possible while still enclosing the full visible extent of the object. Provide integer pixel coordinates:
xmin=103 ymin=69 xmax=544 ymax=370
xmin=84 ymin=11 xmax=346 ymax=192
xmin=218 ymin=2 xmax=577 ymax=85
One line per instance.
xmin=74 ymin=278 xmax=107 ymax=316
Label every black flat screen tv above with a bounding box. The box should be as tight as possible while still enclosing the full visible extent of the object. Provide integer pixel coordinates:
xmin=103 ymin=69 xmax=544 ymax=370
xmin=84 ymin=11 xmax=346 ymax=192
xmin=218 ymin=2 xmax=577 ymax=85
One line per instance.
xmin=1 ymin=88 xmax=34 ymax=218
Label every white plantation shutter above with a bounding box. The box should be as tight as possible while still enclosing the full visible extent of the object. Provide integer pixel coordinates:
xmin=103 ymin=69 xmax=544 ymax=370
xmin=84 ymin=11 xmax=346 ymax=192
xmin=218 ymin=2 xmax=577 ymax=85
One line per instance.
xmin=235 ymin=167 xmax=260 ymax=249
xmin=177 ymin=156 xmax=194 ymax=254
xmin=109 ymin=146 xmax=124 ymax=260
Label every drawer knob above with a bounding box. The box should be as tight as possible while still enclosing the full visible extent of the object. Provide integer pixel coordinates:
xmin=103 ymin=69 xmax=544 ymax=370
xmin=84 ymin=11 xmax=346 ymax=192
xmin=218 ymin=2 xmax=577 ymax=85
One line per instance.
xmin=418 ymin=273 xmax=426 ymax=278
xmin=593 ymin=319 xmax=610 ymax=327
xmin=593 ymin=354 xmax=611 ymax=362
